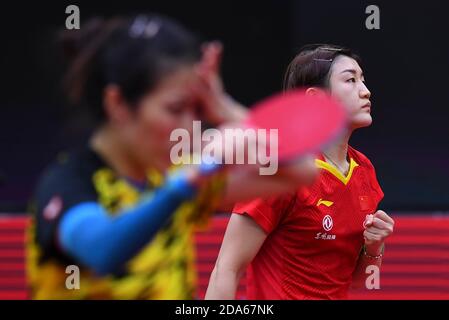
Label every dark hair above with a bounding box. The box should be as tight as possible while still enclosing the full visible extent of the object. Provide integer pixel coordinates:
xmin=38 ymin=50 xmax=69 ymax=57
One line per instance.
xmin=60 ymin=14 xmax=201 ymax=123
xmin=283 ymin=44 xmax=362 ymax=91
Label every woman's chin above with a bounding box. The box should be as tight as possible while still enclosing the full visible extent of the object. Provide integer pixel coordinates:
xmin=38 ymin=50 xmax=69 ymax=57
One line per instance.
xmin=352 ymin=115 xmax=373 ymax=129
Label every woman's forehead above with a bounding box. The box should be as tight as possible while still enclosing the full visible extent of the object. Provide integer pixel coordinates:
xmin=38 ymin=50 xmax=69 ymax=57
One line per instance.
xmin=152 ymin=67 xmax=198 ymax=96
xmin=331 ymin=55 xmax=363 ymax=75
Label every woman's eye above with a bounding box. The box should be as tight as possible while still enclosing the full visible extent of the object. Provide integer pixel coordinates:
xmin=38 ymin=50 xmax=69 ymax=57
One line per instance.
xmin=167 ymin=103 xmax=184 ymax=115
xmin=347 ymin=78 xmax=356 ymax=83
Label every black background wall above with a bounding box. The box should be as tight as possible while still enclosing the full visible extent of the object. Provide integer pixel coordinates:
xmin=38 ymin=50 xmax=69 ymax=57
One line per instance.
xmin=1 ymin=0 xmax=448 ymax=212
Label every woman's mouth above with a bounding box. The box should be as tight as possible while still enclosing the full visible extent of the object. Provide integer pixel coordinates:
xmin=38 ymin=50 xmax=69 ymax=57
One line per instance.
xmin=361 ymin=102 xmax=371 ymax=111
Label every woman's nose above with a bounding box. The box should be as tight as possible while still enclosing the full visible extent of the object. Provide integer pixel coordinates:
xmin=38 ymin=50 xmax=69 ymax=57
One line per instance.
xmin=360 ymin=82 xmax=371 ymax=99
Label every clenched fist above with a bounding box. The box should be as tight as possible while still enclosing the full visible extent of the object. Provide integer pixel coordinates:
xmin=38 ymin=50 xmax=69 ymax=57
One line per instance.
xmin=363 ymin=210 xmax=394 ymax=256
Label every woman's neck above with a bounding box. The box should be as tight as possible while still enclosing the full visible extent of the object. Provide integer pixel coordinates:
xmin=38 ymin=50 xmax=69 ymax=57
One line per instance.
xmin=322 ymin=132 xmax=351 ymax=175
xmin=90 ymin=126 xmax=147 ymax=183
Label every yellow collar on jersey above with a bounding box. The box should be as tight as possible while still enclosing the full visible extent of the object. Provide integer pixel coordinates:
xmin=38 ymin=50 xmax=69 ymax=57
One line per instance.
xmin=315 ymin=158 xmax=359 ymax=185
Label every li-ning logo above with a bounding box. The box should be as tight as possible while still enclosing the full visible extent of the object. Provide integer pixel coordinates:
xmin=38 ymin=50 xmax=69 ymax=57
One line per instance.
xmin=317 ymin=199 xmax=333 ymax=207
xmin=322 ymin=215 xmax=333 ymax=231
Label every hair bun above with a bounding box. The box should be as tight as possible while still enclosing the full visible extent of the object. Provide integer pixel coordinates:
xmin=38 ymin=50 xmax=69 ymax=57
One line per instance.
xmin=59 ymin=18 xmax=105 ymax=61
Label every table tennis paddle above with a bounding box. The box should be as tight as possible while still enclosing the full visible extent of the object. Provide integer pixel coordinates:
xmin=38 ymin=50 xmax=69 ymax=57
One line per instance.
xmin=245 ymin=89 xmax=347 ymax=164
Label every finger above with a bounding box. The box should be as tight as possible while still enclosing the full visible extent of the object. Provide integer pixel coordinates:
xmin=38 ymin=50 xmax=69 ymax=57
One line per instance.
xmin=374 ymin=210 xmax=394 ymax=225
xmin=197 ymin=44 xmax=213 ymax=76
xmin=363 ymin=214 xmax=374 ymax=228
xmin=364 ymin=226 xmax=390 ymax=238
xmin=208 ymin=41 xmax=223 ymax=72
xmin=364 ymin=226 xmax=383 ymax=235
xmin=363 ymin=230 xmax=383 ymax=243
xmin=195 ymin=54 xmax=223 ymax=93
xmin=202 ymin=41 xmax=221 ymax=56
xmin=372 ymin=217 xmax=391 ymax=230
xmin=201 ymin=41 xmax=223 ymax=73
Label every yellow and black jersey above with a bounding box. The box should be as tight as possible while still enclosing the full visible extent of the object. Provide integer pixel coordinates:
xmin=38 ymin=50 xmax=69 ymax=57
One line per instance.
xmin=26 ymin=146 xmax=226 ymax=299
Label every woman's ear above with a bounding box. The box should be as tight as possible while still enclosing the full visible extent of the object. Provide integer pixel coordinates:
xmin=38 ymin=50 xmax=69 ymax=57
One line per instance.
xmin=305 ymin=87 xmax=324 ymax=96
xmin=103 ymin=84 xmax=132 ymax=125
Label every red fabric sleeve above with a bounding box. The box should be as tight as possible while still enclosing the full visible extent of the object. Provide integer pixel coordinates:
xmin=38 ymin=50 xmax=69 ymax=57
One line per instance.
xmin=232 ymin=194 xmax=295 ymax=234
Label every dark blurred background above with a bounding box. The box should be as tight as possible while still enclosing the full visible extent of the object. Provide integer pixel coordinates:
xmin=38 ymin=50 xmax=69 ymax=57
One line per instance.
xmin=0 ymin=0 xmax=448 ymax=213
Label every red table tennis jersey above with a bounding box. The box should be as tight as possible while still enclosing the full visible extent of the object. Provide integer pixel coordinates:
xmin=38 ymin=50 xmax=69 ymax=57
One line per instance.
xmin=233 ymin=146 xmax=384 ymax=299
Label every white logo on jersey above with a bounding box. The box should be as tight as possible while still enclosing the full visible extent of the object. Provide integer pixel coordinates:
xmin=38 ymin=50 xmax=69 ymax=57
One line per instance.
xmin=315 ymin=232 xmax=336 ymax=240
xmin=322 ymin=215 xmax=333 ymax=231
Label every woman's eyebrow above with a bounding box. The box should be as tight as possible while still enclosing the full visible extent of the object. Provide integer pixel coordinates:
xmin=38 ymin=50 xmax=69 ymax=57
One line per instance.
xmin=340 ymin=69 xmax=363 ymax=77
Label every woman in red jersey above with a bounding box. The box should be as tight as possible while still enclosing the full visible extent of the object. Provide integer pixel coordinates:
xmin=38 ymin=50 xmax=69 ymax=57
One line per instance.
xmin=206 ymin=44 xmax=395 ymax=300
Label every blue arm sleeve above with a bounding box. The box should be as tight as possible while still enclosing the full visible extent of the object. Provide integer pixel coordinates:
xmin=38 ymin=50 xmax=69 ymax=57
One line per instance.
xmin=58 ymin=171 xmax=198 ymax=275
